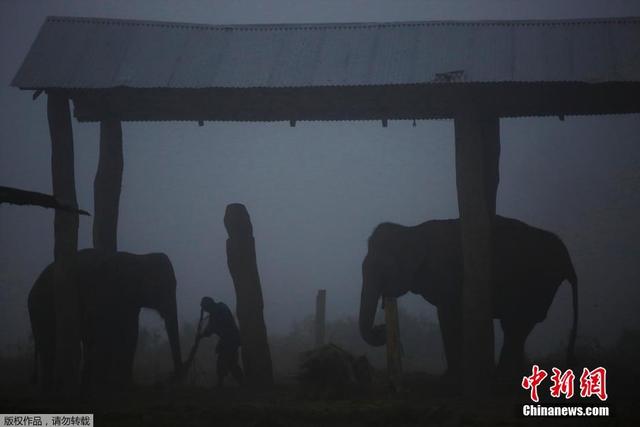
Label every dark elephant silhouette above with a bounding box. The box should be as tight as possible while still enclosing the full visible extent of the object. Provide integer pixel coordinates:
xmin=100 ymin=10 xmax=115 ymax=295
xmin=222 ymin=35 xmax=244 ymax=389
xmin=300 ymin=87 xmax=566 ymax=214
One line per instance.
xmin=359 ymin=215 xmax=578 ymax=378
xmin=28 ymin=249 xmax=182 ymax=390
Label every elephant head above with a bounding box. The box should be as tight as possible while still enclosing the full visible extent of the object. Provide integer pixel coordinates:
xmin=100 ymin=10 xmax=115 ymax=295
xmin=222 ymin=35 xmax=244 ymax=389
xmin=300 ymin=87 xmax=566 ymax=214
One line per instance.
xmin=83 ymin=251 xmax=183 ymax=387
xmin=359 ymin=222 xmax=427 ymax=347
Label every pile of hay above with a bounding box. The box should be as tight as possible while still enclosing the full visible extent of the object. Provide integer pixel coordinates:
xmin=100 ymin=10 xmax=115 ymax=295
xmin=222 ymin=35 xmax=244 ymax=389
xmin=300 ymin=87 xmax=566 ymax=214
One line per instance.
xmin=298 ymin=343 xmax=372 ymax=399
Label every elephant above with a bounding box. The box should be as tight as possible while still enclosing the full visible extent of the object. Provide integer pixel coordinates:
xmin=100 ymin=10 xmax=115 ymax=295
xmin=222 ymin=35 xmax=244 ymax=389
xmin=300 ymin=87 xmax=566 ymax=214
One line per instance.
xmin=359 ymin=215 xmax=578 ymax=378
xmin=28 ymin=249 xmax=182 ymax=390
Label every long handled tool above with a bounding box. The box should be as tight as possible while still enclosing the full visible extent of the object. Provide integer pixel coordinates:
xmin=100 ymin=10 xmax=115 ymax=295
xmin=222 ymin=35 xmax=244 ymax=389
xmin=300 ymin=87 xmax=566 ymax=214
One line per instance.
xmin=176 ymin=308 xmax=207 ymax=382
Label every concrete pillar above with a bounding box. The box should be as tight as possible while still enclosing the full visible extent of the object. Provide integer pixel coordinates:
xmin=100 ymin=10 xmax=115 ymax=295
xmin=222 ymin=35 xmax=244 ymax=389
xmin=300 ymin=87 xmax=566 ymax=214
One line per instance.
xmin=47 ymin=91 xmax=80 ymax=390
xmin=93 ymin=119 xmax=123 ymax=252
xmin=224 ymin=203 xmax=274 ymax=387
xmin=454 ymin=107 xmax=500 ymax=396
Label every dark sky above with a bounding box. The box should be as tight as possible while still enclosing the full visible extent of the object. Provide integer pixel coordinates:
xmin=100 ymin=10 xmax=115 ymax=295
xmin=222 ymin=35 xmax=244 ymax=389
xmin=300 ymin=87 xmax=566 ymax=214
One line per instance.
xmin=1 ymin=1 xmax=639 ymax=357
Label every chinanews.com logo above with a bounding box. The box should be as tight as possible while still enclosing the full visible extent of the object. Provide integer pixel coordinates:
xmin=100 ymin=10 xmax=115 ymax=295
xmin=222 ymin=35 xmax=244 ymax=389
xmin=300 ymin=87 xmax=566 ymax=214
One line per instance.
xmin=521 ymin=365 xmax=610 ymax=417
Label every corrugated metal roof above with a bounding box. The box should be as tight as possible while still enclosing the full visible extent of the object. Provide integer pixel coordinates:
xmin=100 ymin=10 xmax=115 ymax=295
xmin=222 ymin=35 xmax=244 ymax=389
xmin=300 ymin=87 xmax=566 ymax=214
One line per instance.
xmin=12 ymin=16 xmax=640 ymax=89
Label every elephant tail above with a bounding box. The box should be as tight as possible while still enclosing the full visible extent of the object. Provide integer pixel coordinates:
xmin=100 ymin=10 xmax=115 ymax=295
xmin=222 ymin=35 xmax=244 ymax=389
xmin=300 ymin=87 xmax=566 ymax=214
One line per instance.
xmin=566 ymin=257 xmax=578 ymax=367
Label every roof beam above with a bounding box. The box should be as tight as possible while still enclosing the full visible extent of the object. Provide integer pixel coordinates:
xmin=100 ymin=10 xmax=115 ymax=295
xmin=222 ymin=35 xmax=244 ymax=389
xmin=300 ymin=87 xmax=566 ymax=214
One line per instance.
xmin=67 ymin=82 xmax=640 ymax=123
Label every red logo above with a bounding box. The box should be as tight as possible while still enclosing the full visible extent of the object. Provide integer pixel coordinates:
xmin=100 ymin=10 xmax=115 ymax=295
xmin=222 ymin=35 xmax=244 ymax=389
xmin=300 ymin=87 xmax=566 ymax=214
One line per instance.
xmin=549 ymin=368 xmax=575 ymax=399
xmin=579 ymin=367 xmax=608 ymax=401
xmin=521 ymin=364 xmax=548 ymax=402
xmin=521 ymin=365 xmax=608 ymax=402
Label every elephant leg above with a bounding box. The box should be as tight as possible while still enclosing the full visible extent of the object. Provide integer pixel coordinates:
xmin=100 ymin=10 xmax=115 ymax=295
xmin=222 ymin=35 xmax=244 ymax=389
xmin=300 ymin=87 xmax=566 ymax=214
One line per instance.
xmin=80 ymin=310 xmax=94 ymax=388
xmin=104 ymin=314 xmax=129 ymax=389
xmin=88 ymin=312 xmax=115 ymax=389
xmin=117 ymin=311 xmax=139 ymax=388
xmin=81 ymin=341 xmax=91 ymax=388
xmin=437 ymin=305 xmax=462 ymax=379
xmin=37 ymin=317 xmax=56 ymax=392
xmin=28 ymin=276 xmax=56 ymax=392
xmin=497 ymin=318 xmax=535 ymax=378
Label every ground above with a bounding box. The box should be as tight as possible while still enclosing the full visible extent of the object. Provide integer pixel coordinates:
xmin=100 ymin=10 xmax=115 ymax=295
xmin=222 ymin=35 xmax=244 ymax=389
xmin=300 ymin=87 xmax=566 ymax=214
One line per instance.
xmin=1 ymin=373 xmax=638 ymax=427
xmin=1 ymin=330 xmax=639 ymax=426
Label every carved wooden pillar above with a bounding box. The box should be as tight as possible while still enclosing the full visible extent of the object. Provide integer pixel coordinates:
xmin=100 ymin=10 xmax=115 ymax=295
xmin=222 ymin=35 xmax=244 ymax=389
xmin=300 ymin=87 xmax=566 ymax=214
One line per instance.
xmin=47 ymin=91 xmax=80 ymax=390
xmin=93 ymin=119 xmax=123 ymax=252
xmin=224 ymin=203 xmax=273 ymax=387
xmin=454 ymin=106 xmax=500 ymax=396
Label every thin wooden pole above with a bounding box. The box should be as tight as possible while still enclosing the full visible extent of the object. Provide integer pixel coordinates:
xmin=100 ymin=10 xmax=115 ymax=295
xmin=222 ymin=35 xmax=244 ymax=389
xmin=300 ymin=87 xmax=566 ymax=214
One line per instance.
xmin=315 ymin=289 xmax=326 ymax=347
xmin=384 ymin=297 xmax=402 ymax=386
xmin=454 ymin=106 xmax=500 ymax=396
xmin=93 ymin=119 xmax=123 ymax=252
xmin=47 ymin=91 xmax=80 ymax=390
xmin=224 ymin=203 xmax=274 ymax=387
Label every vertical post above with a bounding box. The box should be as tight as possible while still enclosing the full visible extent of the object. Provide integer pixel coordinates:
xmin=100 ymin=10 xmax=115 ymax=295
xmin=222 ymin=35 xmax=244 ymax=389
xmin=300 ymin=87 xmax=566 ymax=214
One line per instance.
xmin=224 ymin=203 xmax=274 ymax=387
xmin=47 ymin=91 xmax=80 ymax=390
xmin=384 ymin=297 xmax=402 ymax=386
xmin=454 ymin=106 xmax=500 ymax=396
xmin=93 ymin=119 xmax=123 ymax=252
xmin=315 ymin=289 xmax=326 ymax=347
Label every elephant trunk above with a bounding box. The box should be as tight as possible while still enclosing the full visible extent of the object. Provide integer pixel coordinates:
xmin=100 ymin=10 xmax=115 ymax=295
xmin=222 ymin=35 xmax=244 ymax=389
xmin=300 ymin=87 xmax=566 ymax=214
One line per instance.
xmin=163 ymin=300 xmax=182 ymax=375
xmin=359 ymin=256 xmax=386 ymax=347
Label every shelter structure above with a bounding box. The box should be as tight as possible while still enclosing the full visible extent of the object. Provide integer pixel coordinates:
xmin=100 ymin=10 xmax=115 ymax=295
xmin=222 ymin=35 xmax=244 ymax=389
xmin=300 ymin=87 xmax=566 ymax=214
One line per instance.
xmin=12 ymin=16 xmax=640 ymax=393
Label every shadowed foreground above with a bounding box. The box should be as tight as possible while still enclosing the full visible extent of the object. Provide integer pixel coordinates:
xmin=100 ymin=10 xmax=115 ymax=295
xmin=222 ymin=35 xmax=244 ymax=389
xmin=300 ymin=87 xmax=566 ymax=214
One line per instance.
xmin=1 ymin=366 xmax=638 ymax=427
xmin=2 ymin=324 xmax=640 ymax=426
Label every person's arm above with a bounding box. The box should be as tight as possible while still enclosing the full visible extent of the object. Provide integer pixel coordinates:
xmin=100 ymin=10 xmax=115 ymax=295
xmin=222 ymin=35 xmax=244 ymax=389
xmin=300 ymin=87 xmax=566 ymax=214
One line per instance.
xmin=198 ymin=317 xmax=215 ymax=338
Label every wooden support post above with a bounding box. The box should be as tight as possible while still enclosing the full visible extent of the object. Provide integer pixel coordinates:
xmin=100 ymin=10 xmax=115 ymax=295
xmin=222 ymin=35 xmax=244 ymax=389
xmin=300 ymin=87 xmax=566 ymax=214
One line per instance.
xmin=47 ymin=91 xmax=80 ymax=390
xmin=315 ymin=289 xmax=326 ymax=347
xmin=454 ymin=106 xmax=500 ymax=396
xmin=224 ymin=203 xmax=274 ymax=387
xmin=384 ymin=297 xmax=402 ymax=386
xmin=93 ymin=119 xmax=123 ymax=252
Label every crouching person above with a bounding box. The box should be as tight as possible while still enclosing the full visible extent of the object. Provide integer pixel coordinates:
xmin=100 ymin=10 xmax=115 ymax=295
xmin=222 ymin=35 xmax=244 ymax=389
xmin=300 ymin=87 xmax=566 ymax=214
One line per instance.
xmin=198 ymin=296 xmax=244 ymax=387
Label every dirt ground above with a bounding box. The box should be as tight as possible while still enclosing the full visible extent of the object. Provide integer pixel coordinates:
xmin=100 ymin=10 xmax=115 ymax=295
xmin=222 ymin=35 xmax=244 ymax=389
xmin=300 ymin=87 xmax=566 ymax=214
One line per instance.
xmin=1 ymin=373 xmax=637 ymax=427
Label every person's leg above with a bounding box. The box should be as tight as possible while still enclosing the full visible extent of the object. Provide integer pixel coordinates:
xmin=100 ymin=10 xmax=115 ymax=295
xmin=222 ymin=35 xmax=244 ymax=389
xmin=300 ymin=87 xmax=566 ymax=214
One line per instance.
xmin=230 ymin=346 xmax=244 ymax=385
xmin=216 ymin=349 xmax=231 ymax=387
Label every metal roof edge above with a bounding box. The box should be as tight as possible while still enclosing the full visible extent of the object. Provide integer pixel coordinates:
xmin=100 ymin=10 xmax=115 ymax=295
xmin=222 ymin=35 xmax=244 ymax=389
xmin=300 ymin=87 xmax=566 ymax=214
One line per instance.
xmin=13 ymin=80 xmax=640 ymax=91
xmin=10 ymin=15 xmax=50 ymax=89
xmin=42 ymin=15 xmax=640 ymax=32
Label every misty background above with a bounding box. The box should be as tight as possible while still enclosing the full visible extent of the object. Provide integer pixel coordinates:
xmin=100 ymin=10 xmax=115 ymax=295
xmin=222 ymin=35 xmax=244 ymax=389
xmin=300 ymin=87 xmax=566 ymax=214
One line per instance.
xmin=1 ymin=1 xmax=639 ymax=364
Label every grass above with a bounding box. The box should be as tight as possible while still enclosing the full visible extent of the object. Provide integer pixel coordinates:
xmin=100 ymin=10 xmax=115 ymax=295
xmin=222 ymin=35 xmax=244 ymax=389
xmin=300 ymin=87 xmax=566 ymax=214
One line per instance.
xmin=1 ymin=321 xmax=639 ymax=426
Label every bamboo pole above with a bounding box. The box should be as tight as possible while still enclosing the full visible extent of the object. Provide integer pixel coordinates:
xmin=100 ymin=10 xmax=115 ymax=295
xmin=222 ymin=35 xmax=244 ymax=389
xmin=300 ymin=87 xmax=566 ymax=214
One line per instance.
xmin=384 ymin=297 xmax=402 ymax=386
xmin=315 ymin=289 xmax=326 ymax=347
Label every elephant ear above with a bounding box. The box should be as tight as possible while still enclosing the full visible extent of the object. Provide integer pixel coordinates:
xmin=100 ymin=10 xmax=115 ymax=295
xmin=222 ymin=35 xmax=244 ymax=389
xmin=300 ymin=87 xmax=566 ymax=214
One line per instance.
xmin=378 ymin=248 xmax=418 ymax=298
xmin=95 ymin=253 xmax=141 ymax=301
xmin=369 ymin=222 xmax=419 ymax=298
xmin=416 ymin=243 xmax=463 ymax=306
xmin=392 ymin=233 xmax=430 ymax=295
xmin=392 ymin=256 xmax=416 ymax=296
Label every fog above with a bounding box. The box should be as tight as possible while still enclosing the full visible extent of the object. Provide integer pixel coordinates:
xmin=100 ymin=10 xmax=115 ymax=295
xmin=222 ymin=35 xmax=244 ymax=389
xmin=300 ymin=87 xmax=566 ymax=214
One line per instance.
xmin=1 ymin=0 xmax=639 ymax=363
